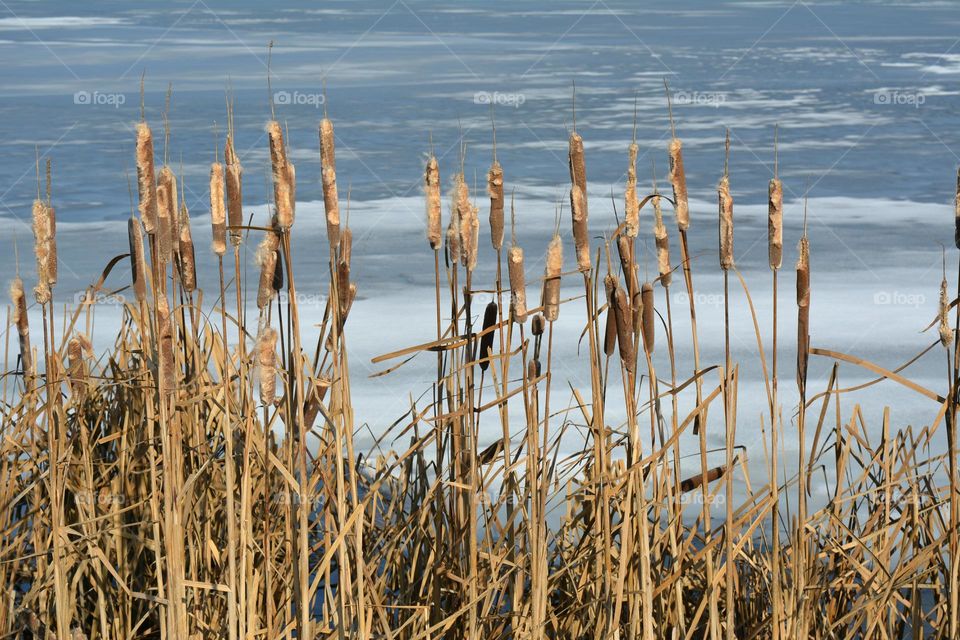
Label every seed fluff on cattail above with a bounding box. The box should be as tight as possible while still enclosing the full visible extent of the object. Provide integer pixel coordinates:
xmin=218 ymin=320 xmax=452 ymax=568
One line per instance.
xmin=10 ymin=277 xmax=32 ymax=380
xmin=257 ymin=326 xmax=278 ymax=406
xmin=488 ymin=117 xmax=505 ymax=252
xmin=624 ymin=96 xmax=640 ymax=238
xmin=665 ymin=80 xmax=689 ymax=232
xmin=156 ymin=166 xmax=177 ymax=264
xmin=136 ymin=121 xmax=158 ymax=234
xmin=424 ymin=149 xmax=442 ymax=251
xmin=178 ymin=198 xmax=196 ymax=292
xmin=652 ymin=168 xmax=672 ymax=287
xmin=718 ymin=129 xmax=734 ymax=271
xmin=769 ymin=125 xmax=783 ymax=270
xmin=570 ymin=185 xmax=591 ymax=272
xmin=256 ymin=225 xmax=281 ymax=310
xmin=31 ymin=198 xmax=54 ymax=304
xmin=507 ymin=196 xmax=527 ymax=323
xmin=940 ymin=265 xmax=954 ymax=348
xmin=128 ymin=216 xmax=147 ymax=302
xmin=210 ymin=160 xmax=227 ymax=255
xmin=320 ymin=116 xmax=340 ymax=247
xmin=268 ymin=120 xmax=295 ymax=230
xmin=224 ymin=132 xmax=243 ymax=247
xmin=542 ymin=232 xmax=563 ymax=322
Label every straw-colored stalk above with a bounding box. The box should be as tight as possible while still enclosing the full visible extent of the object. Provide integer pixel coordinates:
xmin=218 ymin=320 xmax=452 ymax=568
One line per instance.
xmin=641 ymin=282 xmax=655 ymax=355
xmin=257 ymin=326 xmax=278 ymax=406
xmin=488 ymin=161 xmax=504 ymax=251
xmin=178 ymin=201 xmax=196 ymax=292
xmin=768 ymin=178 xmax=783 ymax=269
xmin=268 ymin=121 xmax=295 ymax=230
xmin=570 ymin=186 xmax=591 ymax=272
xmin=210 ymin=162 xmax=227 ymax=256
xmin=156 ymin=167 xmax=177 ymax=264
xmin=256 ymin=230 xmax=281 ymax=310
xmin=31 ymin=199 xmax=55 ymax=304
xmin=425 ymin=156 xmax=442 ymax=250
xmin=612 ymin=281 xmax=635 ymax=373
xmin=940 ymin=277 xmax=954 ymax=348
xmin=625 ymin=142 xmax=639 ymax=238
xmin=542 ymin=235 xmax=563 ymax=321
xmin=653 ymin=195 xmax=671 ymax=287
xmin=668 ymin=138 xmax=689 ymax=231
xmin=320 ymin=118 xmax=340 ymax=247
xmin=718 ymin=175 xmax=734 ymax=271
xmin=796 ymin=236 xmax=810 ymax=387
xmin=136 ymin=122 xmax=158 ymax=234
xmin=128 ymin=217 xmax=147 ymax=302
xmin=225 ymin=136 xmax=243 ymax=247
xmin=10 ymin=277 xmax=32 ymax=379
xmin=508 ymin=246 xmax=527 ymax=323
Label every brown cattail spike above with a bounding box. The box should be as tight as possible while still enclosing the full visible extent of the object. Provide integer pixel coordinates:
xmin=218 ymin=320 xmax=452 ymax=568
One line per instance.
xmin=268 ymin=121 xmax=295 ymax=230
xmin=136 ymin=122 xmax=158 ymax=234
xmin=570 ymin=185 xmax=591 ymax=272
xmin=796 ymin=232 xmax=810 ymax=390
xmin=455 ymin=174 xmax=478 ymax=271
xmin=769 ymin=126 xmax=783 ymax=269
xmin=641 ymin=282 xmax=655 ymax=354
xmin=653 ymin=189 xmax=672 ymax=287
xmin=719 ymin=130 xmax=734 ymax=270
xmin=256 ymin=229 xmax=280 ymax=310
xmin=320 ymin=118 xmax=340 ymax=247
xmin=508 ymin=245 xmax=527 ymax=323
xmin=542 ymin=234 xmax=563 ymax=322
xmin=479 ymin=301 xmax=498 ymax=371
xmin=128 ymin=217 xmax=147 ymax=302
xmin=603 ymin=275 xmax=617 ymax=357
xmin=178 ymin=200 xmax=196 ymax=292
xmin=940 ymin=275 xmax=954 ymax=348
xmin=157 ymin=295 xmax=176 ymax=391
xmin=613 ymin=281 xmax=635 ymax=372
xmin=625 ymin=142 xmax=639 ymax=238
xmin=210 ymin=162 xmax=227 ymax=255
xmin=488 ymin=160 xmax=504 ymax=251
xmin=257 ymin=326 xmax=278 ymax=406
xmin=425 ymin=155 xmax=442 ymax=250
xmin=156 ymin=166 xmax=177 ymax=263
xmin=224 ymin=135 xmax=243 ymax=246
xmin=31 ymin=199 xmax=53 ymax=303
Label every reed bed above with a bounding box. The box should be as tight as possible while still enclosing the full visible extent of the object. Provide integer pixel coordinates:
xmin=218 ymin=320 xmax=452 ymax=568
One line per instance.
xmin=0 ymin=86 xmax=957 ymax=640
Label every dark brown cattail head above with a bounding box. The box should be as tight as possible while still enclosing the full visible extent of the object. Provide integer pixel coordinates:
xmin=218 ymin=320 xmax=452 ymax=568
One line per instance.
xmin=425 ymin=155 xmax=442 ymax=250
xmin=718 ymin=175 xmax=734 ymax=270
xmin=256 ymin=230 xmax=280 ymax=310
xmin=224 ymin=135 xmax=243 ymax=247
xmin=768 ymin=178 xmax=783 ymax=269
xmin=625 ymin=142 xmax=639 ymax=238
xmin=796 ymin=235 xmax=810 ymax=389
xmin=527 ymin=358 xmax=541 ymax=379
xmin=508 ymin=245 xmax=527 ymax=323
xmin=603 ymin=274 xmax=617 ymax=357
xmin=337 ymin=258 xmax=351 ymax=319
xmin=641 ymin=282 xmax=655 ymax=354
xmin=668 ymin=138 xmax=689 ymax=231
xmin=570 ymin=185 xmax=591 ymax=272
xmin=156 ymin=166 xmax=177 ymax=264
xmin=257 ymin=326 xmax=278 ymax=406
xmin=178 ymin=201 xmax=196 ymax=292
xmin=487 ymin=160 xmax=504 ymax=251
xmin=136 ymin=122 xmax=158 ymax=234
xmin=339 ymin=226 xmax=353 ymax=268
xmin=210 ymin=162 xmax=227 ymax=256
xmin=530 ymin=313 xmax=545 ymax=336
xmin=128 ymin=217 xmax=147 ymax=302
xmin=479 ymin=301 xmax=497 ymax=371
xmin=320 ymin=118 xmax=340 ymax=247
xmin=542 ymin=235 xmax=563 ymax=321
xmin=653 ymin=194 xmax=671 ymax=287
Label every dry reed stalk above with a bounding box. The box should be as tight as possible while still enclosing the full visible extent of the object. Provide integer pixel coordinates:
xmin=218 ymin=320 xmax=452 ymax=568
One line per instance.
xmin=128 ymin=217 xmax=147 ymax=302
xmin=31 ymin=199 xmax=54 ymax=303
xmin=10 ymin=277 xmax=31 ymax=380
xmin=649 ymin=196 xmax=670 ymax=289
xmin=668 ymin=138 xmax=689 ymax=231
xmin=488 ymin=161 xmax=504 ymax=250
xmin=941 ymin=277 xmax=954 ymax=348
xmin=257 ymin=326 xmax=278 ymax=406
xmin=178 ymin=201 xmax=196 ymax=292
xmin=268 ymin=121 xmax=295 ymax=230
xmin=224 ymin=136 xmax=243 ymax=246
xmin=425 ymin=156 xmax=442 ymax=250
xmin=136 ymin=122 xmax=158 ymax=234
xmin=797 ymin=235 xmax=810 ymax=389
xmin=156 ymin=167 xmax=177 ymax=264
xmin=718 ymin=175 xmax=734 ymax=271
xmin=769 ymin=177 xmax=783 ymax=269
xmin=256 ymin=230 xmax=281 ymax=310
xmin=508 ymin=246 xmax=527 ymax=323
xmin=570 ymin=186 xmax=591 ymax=272
xmin=625 ymin=142 xmax=639 ymax=237
xmin=641 ymin=282 xmax=654 ymax=354
xmin=210 ymin=162 xmax=227 ymax=255
xmin=543 ymin=235 xmax=563 ymax=321
xmin=320 ymin=118 xmax=340 ymax=246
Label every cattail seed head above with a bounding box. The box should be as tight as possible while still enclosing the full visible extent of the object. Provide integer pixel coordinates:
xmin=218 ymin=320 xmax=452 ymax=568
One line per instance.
xmin=718 ymin=175 xmax=734 ymax=270
xmin=613 ymin=281 xmax=635 ymax=372
xmin=156 ymin=295 xmax=176 ymax=391
xmin=625 ymin=142 xmax=639 ymax=237
xmin=136 ymin=122 xmax=158 ymax=234
xmin=256 ymin=230 xmax=280 ymax=309
xmin=446 ymin=218 xmax=460 ymax=265
xmin=224 ymin=136 xmax=243 ymax=247
xmin=603 ymin=275 xmax=617 ymax=357
xmin=267 ymin=121 xmax=295 ymax=230
xmin=653 ymin=194 xmax=672 ymax=287
xmin=508 ymin=245 xmax=527 ymax=323
xmin=337 ymin=259 xmax=351 ymax=318
xmin=425 ymin=156 xmax=442 ymax=250
xmin=527 ymin=358 xmax=541 ymax=379
xmin=156 ymin=166 xmax=177 ymax=263
xmin=320 ymin=118 xmax=340 ymax=247
xmin=257 ymin=326 xmax=278 ymax=406
xmin=210 ymin=162 xmax=227 ymax=255
xmin=128 ymin=217 xmax=147 ymax=302
xmin=479 ymin=301 xmax=497 ymax=371
xmin=542 ymin=235 xmax=563 ymax=322
xmin=531 ymin=313 xmax=545 ymax=336
xmin=487 ymin=161 xmax=504 ymax=251
xmin=796 ymin=236 xmax=810 ymax=309
xmin=668 ymin=138 xmax=689 ymax=231
xmin=796 ymin=236 xmax=810 ymax=388
xmin=768 ymin=178 xmax=783 ymax=269
xmin=570 ymin=185 xmax=591 ymax=272
xmin=10 ymin=277 xmax=32 ymax=379
xmin=641 ymin=282 xmax=655 ymax=354
xmin=31 ymin=199 xmax=54 ymax=303
xmin=940 ymin=278 xmax=954 ymax=348
xmin=454 ymin=175 xmax=478 ymax=271
xmin=178 ymin=201 xmax=196 ymax=292
xmin=568 ymin=131 xmax=587 ymax=196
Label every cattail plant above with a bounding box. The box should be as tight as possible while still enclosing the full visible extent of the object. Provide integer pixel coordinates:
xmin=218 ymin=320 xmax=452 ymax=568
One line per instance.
xmin=455 ymin=174 xmax=479 ymax=272
xmin=796 ymin=233 xmax=810 ymax=390
xmin=425 ymin=155 xmax=442 ymax=250
xmin=718 ymin=131 xmax=734 ymax=271
xmin=67 ymin=334 xmax=92 ymax=395
xmin=603 ymin=275 xmax=617 ymax=357
xmin=653 ymin=190 xmax=671 ymax=287
xmin=479 ymin=302 xmax=497 ymax=371
xmin=31 ymin=199 xmax=55 ymax=303
xmin=224 ymin=135 xmax=243 ymax=247
xmin=508 ymin=245 xmax=528 ymax=323
xmin=10 ymin=277 xmax=32 ymax=381
xmin=256 ymin=227 xmax=281 ymax=310
xmin=543 ymin=235 xmax=563 ymax=322
xmin=210 ymin=162 xmax=227 ymax=256
xmin=570 ymin=186 xmax=591 ymax=272
xmin=625 ymin=142 xmax=639 ymax=238
xmin=320 ymin=118 xmax=340 ymax=247
xmin=446 ymin=218 xmax=460 ymax=265
xmin=940 ymin=275 xmax=954 ymax=348
xmin=488 ymin=160 xmax=504 ymax=251
xmin=613 ymin=281 xmax=635 ymax=373
xmin=257 ymin=326 xmax=278 ymax=406
xmin=156 ymin=294 xmax=176 ymax=390
xmin=641 ymin=282 xmax=655 ymax=355
xmin=136 ymin=122 xmax=158 ymax=234
xmin=178 ymin=200 xmax=196 ymax=292
xmin=156 ymin=166 xmax=177 ymax=263
xmin=769 ymin=176 xmax=783 ymax=270
xmin=268 ymin=121 xmax=295 ymax=230
xmin=128 ymin=217 xmax=147 ymax=302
